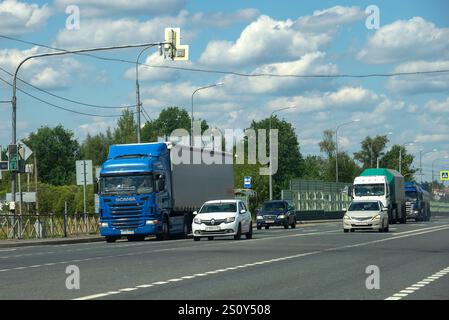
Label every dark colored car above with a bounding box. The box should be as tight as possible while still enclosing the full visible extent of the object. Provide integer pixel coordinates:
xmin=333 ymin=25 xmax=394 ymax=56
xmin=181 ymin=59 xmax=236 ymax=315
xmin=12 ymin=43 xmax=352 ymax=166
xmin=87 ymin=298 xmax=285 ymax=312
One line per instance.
xmin=256 ymin=200 xmax=296 ymax=230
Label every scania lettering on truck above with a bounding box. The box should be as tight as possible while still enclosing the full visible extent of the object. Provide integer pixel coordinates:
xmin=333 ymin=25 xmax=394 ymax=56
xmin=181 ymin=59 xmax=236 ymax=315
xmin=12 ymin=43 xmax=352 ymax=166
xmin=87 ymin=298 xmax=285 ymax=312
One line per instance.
xmin=352 ymin=168 xmax=406 ymax=224
xmin=97 ymin=142 xmax=234 ymax=242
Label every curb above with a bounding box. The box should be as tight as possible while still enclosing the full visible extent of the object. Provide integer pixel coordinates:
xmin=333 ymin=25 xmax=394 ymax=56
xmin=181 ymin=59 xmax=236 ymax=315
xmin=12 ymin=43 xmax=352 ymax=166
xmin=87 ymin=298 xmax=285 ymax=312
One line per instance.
xmin=0 ymin=236 xmax=104 ymax=248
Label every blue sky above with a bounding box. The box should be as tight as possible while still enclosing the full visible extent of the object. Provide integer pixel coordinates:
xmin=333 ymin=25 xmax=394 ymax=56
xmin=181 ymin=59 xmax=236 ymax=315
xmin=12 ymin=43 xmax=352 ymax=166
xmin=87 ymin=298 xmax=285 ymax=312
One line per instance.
xmin=1 ymin=0 xmax=449 ymax=181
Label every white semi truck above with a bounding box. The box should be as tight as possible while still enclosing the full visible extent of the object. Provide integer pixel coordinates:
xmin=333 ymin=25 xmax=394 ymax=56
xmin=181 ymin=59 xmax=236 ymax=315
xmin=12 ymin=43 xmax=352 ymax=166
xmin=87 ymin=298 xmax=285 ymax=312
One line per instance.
xmin=352 ymin=168 xmax=406 ymax=224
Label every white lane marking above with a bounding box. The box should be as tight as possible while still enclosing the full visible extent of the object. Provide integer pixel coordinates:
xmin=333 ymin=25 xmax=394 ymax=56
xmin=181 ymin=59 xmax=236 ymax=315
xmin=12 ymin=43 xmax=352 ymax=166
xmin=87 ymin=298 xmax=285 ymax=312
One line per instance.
xmin=118 ymin=288 xmax=137 ymax=292
xmin=74 ymin=293 xmax=112 ymax=300
xmin=0 ymin=249 xmax=17 ymax=252
xmin=385 ymin=265 xmax=449 ymax=300
xmin=136 ymin=284 xmax=153 ymax=288
xmin=167 ymin=278 xmax=183 ymax=282
xmin=74 ymin=224 xmax=449 ymax=301
xmin=385 ymin=297 xmax=402 ymax=300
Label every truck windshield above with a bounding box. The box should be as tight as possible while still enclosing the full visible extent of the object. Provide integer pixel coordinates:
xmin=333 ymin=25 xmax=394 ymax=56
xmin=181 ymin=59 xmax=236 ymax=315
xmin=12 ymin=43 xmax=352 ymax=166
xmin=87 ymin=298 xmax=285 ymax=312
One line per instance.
xmin=262 ymin=202 xmax=286 ymax=211
xmin=405 ymin=191 xmax=418 ymax=200
xmin=349 ymin=202 xmax=380 ymax=211
xmin=199 ymin=203 xmax=237 ymax=213
xmin=354 ymin=184 xmax=385 ymax=196
xmin=101 ymin=175 xmax=153 ymax=196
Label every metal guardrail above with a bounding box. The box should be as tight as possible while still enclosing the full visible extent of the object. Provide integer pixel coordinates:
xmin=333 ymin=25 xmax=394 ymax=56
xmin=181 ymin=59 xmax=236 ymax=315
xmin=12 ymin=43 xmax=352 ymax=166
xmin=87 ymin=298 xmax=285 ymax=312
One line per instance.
xmin=0 ymin=213 xmax=99 ymax=240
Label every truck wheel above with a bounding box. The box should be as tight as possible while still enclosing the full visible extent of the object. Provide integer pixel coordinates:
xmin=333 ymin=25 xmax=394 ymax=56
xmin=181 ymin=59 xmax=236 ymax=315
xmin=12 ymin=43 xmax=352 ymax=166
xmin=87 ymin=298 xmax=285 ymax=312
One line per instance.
xmin=182 ymin=221 xmax=190 ymax=239
xmin=193 ymin=237 xmax=200 ymax=241
xmin=257 ymin=226 xmax=262 ymax=230
xmin=265 ymin=226 xmax=270 ymax=230
xmin=128 ymin=236 xmax=145 ymax=241
xmin=208 ymin=236 xmax=214 ymax=241
xmin=234 ymin=223 xmax=242 ymax=240
xmin=156 ymin=216 xmax=170 ymax=241
xmin=290 ymin=219 xmax=296 ymax=229
xmin=245 ymin=224 xmax=253 ymax=239
xmin=105 ymin=237 xmax=117 ymax=243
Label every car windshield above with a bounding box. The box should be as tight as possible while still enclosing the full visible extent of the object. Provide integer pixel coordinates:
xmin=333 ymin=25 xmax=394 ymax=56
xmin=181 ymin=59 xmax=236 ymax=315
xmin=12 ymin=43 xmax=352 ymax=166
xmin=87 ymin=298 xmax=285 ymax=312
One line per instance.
xmin=354 ymin=184 xmax=385 ymax=196
xmin=405 ymin=191 xmax=418 ymax=200
xmin=349 ymin=202 xmax=380 ymax=211
xmin=101 ymin=174 xmax=153 ymax=196
xmin=262 ymin=202 xmax=286 ymax=211
xmin=199 ymin=203 xmax=237 ymax=213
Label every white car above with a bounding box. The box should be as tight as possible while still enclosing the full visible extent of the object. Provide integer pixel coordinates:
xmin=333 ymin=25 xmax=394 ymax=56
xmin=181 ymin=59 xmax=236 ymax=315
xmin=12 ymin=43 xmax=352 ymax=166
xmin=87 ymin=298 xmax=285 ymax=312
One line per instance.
xmin=192 ymin=200 xmax=253 ymax=241
xmin=343 ymin=200 xmax=389 ymax=233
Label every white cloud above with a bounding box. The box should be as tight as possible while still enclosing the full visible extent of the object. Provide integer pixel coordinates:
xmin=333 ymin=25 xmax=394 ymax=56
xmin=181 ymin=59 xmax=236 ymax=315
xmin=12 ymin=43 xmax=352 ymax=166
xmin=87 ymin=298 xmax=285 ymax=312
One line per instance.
xmin=220 ymin=51 xmax=338 ymax=95
xmin=295 ymin=6 xmax=365 ymax=31
xmin=199 ymin=7 xmax=364 ymax=68
xmin=425 ymin=97 xmax=449 ymax=114
xmin=387 ymin=60 xmax=449 ymax=94
xmin=358 ymin=17 xmax=449 ymax=64
xmin=0 ymin=0 xmax=51 ymax=35
xmin=190 ymin=8 xmax=260 ymax=28
xmin=54 ymin=0 xmax=185 ymax=17
xmin=199 ymin=15 xmax=332 ymax=67
xmin=415 ymin=134 xmax=449 ymax=144
xmin=267 ymin=86 xmax=380 ymax=113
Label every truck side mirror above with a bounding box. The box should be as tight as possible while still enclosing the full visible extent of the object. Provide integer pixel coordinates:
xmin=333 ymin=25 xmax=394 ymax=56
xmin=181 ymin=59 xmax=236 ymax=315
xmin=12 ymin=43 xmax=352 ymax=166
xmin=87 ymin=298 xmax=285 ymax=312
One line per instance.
xmin=94 ymin=179 xmax=99 ymax=194
xmin=156 ymin=176 xmax=165 ymax=192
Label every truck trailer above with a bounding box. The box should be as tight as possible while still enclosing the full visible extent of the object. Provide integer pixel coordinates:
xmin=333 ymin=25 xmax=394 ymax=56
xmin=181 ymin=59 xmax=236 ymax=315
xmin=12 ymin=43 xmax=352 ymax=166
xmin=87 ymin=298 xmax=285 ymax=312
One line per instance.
xmin=97 ymin=142 xmax=235 ymax=242
xmin=404 ymin=181 xmax=431 ymax=221
xmin=352 ymin=168 xmax=406 ymax=224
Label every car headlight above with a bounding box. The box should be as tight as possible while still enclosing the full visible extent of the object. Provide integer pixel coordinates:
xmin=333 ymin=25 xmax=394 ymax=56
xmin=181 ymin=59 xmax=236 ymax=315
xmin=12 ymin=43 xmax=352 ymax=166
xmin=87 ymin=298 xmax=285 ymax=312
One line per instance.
xmin=256 ymin=215 xmax=263 ymax=220
xmin=413 ymin=210 xmax=419 ymax=214
xmin=343 ymin=215 xmax=351 ymax=220
xmin=278 ymin=215 xmax=286 ymax=219
xmin=225 ymin=217 xmax=236 ymax=223
xmin=371 ymin=214 xmax=381 ymax=221
xmin=193 ymin=218 xmax=202 ymax=224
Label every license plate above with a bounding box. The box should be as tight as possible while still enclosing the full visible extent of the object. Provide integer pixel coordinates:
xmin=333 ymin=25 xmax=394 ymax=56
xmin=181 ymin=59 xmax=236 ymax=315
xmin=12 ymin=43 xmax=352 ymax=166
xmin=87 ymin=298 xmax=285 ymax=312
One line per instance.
xmin=205 ymin=226 xmax=220 ymax=231
xmin=121 ymin=230 xmax=135 ymax=235
xmin=265 ymin=220 xmax=274 ymax=223
xmin=355 ymin=223 xmax=368 ymax=226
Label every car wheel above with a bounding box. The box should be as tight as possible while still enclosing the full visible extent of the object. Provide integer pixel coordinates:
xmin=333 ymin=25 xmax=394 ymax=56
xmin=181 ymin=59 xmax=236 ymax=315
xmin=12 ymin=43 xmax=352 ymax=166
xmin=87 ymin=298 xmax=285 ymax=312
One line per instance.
xmin=284 ymin=222 xmax=289 ymax=229
xmin=193 ymin=237 xmax=200 ymax=241
xmin=344 ymin=229 xmax=349 ymax=233
xmin=208 ymin=236 xmax=214 ymax=241
xmin=246 ymin=223 xmax=253 ymax=239
xmin=265 ymin=226 xmax=270 ymax=230
xmin=257 ymin=226 xmax=262 ymax=230
xmin=234 ymin=223 xmax=242 ymax=240
xmin=350 ymin=229 xmax=355 ymax=233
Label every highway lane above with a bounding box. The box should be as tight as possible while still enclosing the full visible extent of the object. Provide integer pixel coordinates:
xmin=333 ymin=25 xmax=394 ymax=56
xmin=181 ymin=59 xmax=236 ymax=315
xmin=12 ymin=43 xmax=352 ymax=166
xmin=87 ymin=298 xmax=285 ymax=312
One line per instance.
xmin=0 ymin=215 xmax=448 ymax=300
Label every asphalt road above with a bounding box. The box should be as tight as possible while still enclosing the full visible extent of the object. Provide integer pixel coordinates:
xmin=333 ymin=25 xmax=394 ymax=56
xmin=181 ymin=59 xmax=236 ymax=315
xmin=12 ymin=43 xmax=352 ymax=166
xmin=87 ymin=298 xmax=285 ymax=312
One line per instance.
xmin=1 ymin=213 xmax=448 ymax=300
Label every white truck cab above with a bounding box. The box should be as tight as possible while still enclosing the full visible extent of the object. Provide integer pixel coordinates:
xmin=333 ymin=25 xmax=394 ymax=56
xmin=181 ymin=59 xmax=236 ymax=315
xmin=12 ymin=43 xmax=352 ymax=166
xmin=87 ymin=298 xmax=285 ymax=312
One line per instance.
xmin=353 ymin=176 xmax=390 ymax=209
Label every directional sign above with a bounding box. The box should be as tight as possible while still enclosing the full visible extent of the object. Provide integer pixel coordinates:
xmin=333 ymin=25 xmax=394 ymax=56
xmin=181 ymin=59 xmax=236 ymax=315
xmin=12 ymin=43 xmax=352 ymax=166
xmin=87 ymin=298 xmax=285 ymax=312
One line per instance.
xmin=18 ymin=140 xmax=33 ymax=161
xmin=441 ymin=171 xmax=449 ymax=181
xmin=6 ymin=192 xmax=36 ymax=203
xmin=0 ymin=161 xmax=8 ymax=171
xmin=244 ymin=176 xmax=252 ymax=189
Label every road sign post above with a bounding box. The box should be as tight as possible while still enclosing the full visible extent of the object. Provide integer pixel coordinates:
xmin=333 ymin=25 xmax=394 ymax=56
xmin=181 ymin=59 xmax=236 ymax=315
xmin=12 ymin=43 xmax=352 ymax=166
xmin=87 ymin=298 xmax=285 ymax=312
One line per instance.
xmin=76 ymin=160 xmax=93 ymax=224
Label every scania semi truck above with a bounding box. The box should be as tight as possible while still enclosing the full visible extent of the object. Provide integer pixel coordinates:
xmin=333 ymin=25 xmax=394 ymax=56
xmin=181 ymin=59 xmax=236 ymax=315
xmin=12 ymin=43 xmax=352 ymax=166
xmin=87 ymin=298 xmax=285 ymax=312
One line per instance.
xmin=97 ymin=142 xmax=234 ymax=242
xmin=352 ymin=168 xmax=406 ymax=224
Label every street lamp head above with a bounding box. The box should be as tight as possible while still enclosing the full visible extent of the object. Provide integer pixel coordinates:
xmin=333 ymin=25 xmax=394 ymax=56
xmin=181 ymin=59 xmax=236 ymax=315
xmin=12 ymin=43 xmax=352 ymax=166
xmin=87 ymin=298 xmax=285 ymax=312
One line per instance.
xmin=215 ymin=82 xmax=224 ymax=86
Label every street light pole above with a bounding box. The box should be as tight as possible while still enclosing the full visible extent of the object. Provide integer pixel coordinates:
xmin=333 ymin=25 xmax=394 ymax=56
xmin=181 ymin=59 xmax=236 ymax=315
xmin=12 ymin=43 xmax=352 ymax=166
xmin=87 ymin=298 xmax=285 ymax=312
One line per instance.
xmin=335 ymin=119 xmax=360 ymax=183
xmin=190 ymin=83 xmax=224 ymax=146
xmin=10 ymin=41 xmax=173 ymax=223
xmin=419 ymin=149 xmax=437 ymax=184
xmin=269 ymin=106 xmax=295 ymax=200
xmin=135 ymin=45 xmax=158 ymax=143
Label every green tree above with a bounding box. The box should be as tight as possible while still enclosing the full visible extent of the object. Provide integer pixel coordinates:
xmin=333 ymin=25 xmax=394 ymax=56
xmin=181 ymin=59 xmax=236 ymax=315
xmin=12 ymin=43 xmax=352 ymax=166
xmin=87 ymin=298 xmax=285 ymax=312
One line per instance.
xmin=142 ymin=106 xmax=209 ymax=142
xmin=354 ymin=135 xmax=390 ymax=169
xmin=114 ymin=109 xmax=137 ymax=144
xmin=380 ymin=144 xmax=417 ymax=179
xmin=24 ymin=125 xmax=80 ymax=186
xmin=80 ymin=129 xmax=114 ymax=167
xmin=318 ymin=129 xmax=336 ymax=159
xmin=243 ymin=116 xmax=304 ymax=200
xmin=302 ymin=155 xmax=327 ymax=180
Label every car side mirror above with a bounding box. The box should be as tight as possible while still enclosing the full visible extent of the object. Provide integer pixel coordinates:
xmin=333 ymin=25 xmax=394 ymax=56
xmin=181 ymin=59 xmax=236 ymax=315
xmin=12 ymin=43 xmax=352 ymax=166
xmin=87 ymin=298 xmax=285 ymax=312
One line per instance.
xmin=342 ymin=208 xmax=347 ymax=212
xmin=240 ymin=209 xmax=246 ymax=214
xmin=382 ymin=208 xmax=388 ymax=212
xmin=193 ymin=211 xmax=198 ymax=216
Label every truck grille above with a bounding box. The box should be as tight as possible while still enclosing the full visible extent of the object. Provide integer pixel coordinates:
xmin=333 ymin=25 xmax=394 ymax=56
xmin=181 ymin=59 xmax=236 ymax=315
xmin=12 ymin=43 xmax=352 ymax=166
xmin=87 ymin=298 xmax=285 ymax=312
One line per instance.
xmin=405 ymin=202 xmax=413 ymax=216
xmin=107 ymin=202 xmax=145 ymax=230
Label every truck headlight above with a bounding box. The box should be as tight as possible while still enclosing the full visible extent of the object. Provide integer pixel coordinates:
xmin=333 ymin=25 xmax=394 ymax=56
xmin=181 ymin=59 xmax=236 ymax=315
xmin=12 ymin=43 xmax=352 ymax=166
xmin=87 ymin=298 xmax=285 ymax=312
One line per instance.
xmin=256 ymin=215 xmax=263 ymax=220
xmin=100 ymin=222 xmax=108 ymax=227
xmin=146 ymin=220 xmax=158 ymax=225
xmin=193 ymin=218 xmax=202 ymax=224
xmin=225 ymin=217 xmax=235 ymax=223
xmin=371 ymin=214 xmax=381 ymax=221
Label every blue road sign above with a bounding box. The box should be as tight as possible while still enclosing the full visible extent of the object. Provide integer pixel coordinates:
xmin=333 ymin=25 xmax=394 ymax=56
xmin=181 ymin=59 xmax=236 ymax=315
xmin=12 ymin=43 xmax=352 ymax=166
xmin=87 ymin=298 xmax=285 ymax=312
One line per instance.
xmin=244 ymin=176 xmax=251 ymax=189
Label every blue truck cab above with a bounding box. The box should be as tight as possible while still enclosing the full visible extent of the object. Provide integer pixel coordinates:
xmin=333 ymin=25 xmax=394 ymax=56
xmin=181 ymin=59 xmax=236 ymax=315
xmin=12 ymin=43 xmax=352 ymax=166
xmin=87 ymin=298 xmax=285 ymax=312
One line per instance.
xmin=98 ymin=142 xmax=234 ymax=242
xmin=404 ymin=181 xmax=431 ymax=222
